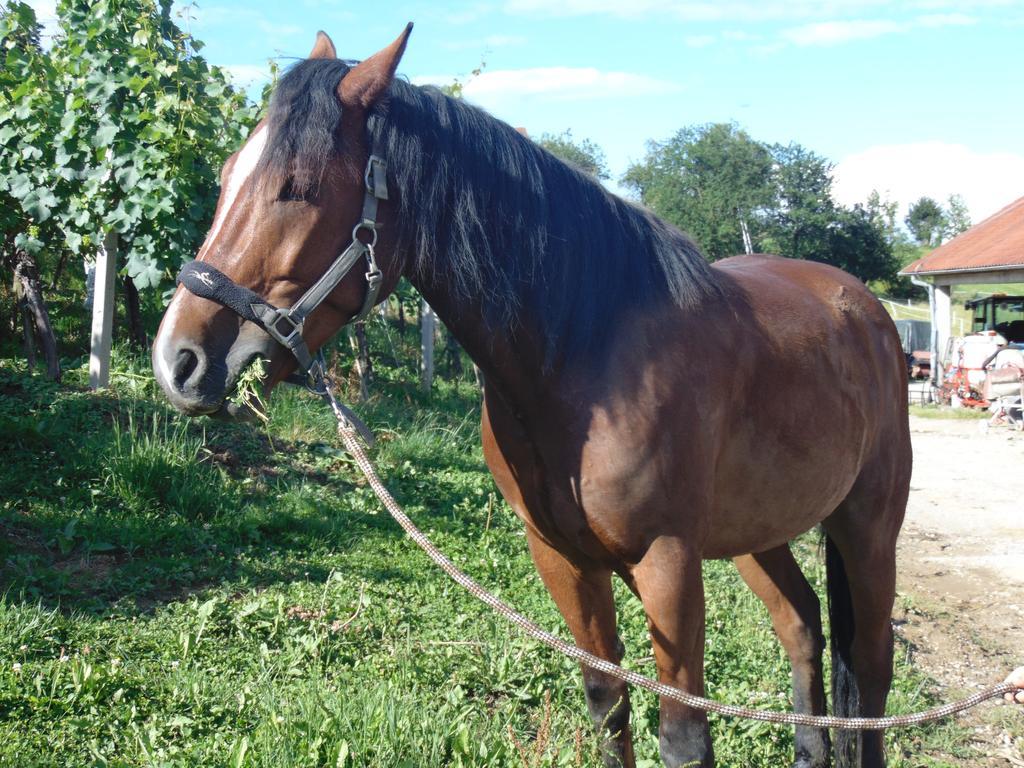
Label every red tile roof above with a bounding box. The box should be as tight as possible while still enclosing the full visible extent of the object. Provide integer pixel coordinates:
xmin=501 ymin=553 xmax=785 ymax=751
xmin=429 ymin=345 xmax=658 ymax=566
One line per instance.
xmin=901 ymin=195 xmax=1024 ymax=275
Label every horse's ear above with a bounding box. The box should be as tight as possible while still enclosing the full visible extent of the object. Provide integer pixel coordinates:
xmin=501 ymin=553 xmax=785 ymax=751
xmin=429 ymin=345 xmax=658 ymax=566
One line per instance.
xmin=338 ymin=23 xmax=413 ymax=111
xmin=309 ymin=31 xmax=337 ymax=60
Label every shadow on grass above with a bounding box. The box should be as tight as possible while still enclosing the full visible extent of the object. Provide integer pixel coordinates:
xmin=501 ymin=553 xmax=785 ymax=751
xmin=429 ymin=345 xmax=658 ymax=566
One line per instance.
xmin=0 ymin=364 xmax=492 ymax=616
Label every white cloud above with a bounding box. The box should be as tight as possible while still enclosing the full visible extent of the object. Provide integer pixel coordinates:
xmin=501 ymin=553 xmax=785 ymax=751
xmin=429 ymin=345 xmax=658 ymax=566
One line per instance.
xmin=783 ymin=13 xmax=975 ymax=45
xmin=413 ymin=67 xmax=681 ymax=103
xmin=255 ymin=20 xmax=303 ymax=38
xmin=222 ymin=64 xmax=273 ymax=87
xmin=683 ymin=30 xmax=760 ymax=48
xmin=175 ymin=3 xmax=232 ymax=27
xmin=685 ymin=34 xmax=717 ymax=47
xmin=833 ymin=142 xmax=1024 ymax=223
xmin=917 ymin=12 xmax=978 ymax=27
xmin=177 ymin=4 xmax=302 ymax=44
xmin=783 ymin=19 xmax=903 ymax=45
xmin=441 ymin=3 xmax=498 ymax=25
xmin=502 ymin=0 xmax=1017 ymax=21
xmin=723 ymin=29 xmax=759 ymax=41
xmin=485 ymin=34 xmax=528 ymax=46
xmin=442 ymin=34 xmax=528 ymax=51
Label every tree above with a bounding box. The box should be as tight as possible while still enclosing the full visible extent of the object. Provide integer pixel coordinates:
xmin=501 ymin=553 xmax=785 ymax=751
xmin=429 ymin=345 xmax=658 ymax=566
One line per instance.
xmin=1 ymin=0 xmax=260 ymax=374
xmin=0 ymin=2 xmax=64 ymax=378
xmin=762 ymin=151 xmax=895 ymax=283
xmin=622 ymin=123 xmax=775 ymax=260
xmin=824 ymin=205 xmax=898 ymax=284
xmin=865 ymin=189 xmax=900 ymax=244
xmin=944 ymin=194 xmax=971 ymax=239
xmin=905 ymin=197 xmax=946 ymax=247
xmin=762 ymin=143 xmax=836 ymax=263
xmin=861 ymin=190 xmax=926 ymax=298
xmin=49 ymin=0 xmax=258 ymax=291
xmin=622 ymin=124 xmax=896 ymax=284
xmin=536 ymin=130 xmax=610 ymax=180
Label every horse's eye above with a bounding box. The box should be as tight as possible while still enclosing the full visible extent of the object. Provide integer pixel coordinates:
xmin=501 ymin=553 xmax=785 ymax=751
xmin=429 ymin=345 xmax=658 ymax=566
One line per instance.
xmin=278 ymin=179 xmax=306 ymax=203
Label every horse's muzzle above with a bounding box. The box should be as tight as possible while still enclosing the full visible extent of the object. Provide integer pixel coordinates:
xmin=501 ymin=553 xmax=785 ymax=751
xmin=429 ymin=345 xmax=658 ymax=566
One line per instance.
xmin=152 ymin=340 xmax=228 ymax=416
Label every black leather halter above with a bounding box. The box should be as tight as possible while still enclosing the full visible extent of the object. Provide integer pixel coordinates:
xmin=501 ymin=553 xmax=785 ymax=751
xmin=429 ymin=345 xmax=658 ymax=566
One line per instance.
xmin=176 ymin=148 xmax=389 ymax=386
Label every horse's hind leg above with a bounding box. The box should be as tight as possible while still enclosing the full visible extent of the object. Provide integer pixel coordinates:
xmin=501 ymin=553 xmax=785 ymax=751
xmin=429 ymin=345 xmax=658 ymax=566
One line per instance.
xmin=823 ymin=475 xmax=907 ymax=768
xmin=734 ymin=545 xmax=830 ymax=768
xmin=525 ymin=529 xmax=635 ymax=768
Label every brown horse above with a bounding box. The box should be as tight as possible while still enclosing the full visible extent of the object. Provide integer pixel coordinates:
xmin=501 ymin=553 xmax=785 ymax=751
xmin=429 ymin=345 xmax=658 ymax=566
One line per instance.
xmin=153 ymin=27 xmax=911 ymax=768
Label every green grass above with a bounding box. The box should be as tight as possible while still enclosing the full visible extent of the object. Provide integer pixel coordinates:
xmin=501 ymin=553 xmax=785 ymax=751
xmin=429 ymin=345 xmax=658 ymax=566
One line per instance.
xmin=0 ymin=348 xmax=979 ymax=767
xmin=909 ymin=404 xmax=988 ymax=420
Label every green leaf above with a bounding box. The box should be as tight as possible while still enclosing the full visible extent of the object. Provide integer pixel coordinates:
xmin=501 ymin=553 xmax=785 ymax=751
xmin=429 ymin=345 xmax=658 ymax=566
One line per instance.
xmin=127 ymin=74 xmax=150 ymax=94
xmin=66 ymin=231 xmax=83 ymax=253
xmin=127 ymin=258 xmax=162 ymax=290
xmin=21 ymin=188 xmax=58 ymax=222
xmin=229 ymin=736 xmax=248 ymax=768
xmin=115 ymin=164 xmax=140 ymax=190
xmin=93 ymin=122 xmax=118 ymax=147
xmin=14 ymin=231 xmax=43 ymax=255
xmin=7 ymin=173 xmax=33 ymax=200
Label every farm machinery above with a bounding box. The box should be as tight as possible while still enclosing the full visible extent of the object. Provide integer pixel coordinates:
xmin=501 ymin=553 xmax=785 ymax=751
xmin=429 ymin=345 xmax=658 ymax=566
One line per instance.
xmin=936 ymin=294 xmax=1024 ymax=429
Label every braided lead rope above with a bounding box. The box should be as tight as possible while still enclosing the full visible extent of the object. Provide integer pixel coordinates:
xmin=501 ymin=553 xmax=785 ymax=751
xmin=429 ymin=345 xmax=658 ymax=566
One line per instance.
xmin=323 ymin=385 xmax=1021 ymax=731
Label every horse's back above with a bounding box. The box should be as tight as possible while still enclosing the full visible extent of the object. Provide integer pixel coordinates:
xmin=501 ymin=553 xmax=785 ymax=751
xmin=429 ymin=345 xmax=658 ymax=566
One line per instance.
xmin=715 ymin=254 xmax=897 ymax=345
xmin=713 ymin=254 xmax=907 ymax=417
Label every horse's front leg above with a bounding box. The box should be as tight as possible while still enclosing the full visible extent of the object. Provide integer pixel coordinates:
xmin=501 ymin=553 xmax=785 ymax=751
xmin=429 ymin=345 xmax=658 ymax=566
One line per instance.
xmin=633 ymin=536 xmax=713 ymax=768
xmin=525 ymin=528 xmax=635 ymax=768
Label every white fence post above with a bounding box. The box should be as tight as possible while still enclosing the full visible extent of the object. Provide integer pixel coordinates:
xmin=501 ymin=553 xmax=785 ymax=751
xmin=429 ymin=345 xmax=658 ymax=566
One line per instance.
xmin=933 ymin=283 xmax=952 ymax=369
xmin=420 ymin=299 xmax=435 ymax=392
xmin=89 ymin=230 xmax=118 ymax=390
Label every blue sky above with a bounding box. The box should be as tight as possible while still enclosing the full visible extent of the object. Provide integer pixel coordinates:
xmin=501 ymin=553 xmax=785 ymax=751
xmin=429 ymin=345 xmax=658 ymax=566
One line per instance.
xmin=31 ymin=0 xmax=1024 ymax=222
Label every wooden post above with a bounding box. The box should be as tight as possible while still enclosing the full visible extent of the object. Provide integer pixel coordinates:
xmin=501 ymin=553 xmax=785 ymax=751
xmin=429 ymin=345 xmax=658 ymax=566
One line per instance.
xmin=420 ymin=299 xmax=435 ymax=393
xmin=444 ymin=325 xmax=463 ymax=380
xmin=122 ymin=274 xmax=146 ymax=350
xmin=348 ymin=323 xmax=372 ymax=402
xmin=89 ymin=231 xmax=118 ymax=389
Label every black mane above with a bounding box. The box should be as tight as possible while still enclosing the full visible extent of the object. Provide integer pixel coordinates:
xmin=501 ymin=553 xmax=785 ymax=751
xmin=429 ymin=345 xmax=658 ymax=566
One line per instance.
xmin=260 ymin=58 xmax=720 ymax=366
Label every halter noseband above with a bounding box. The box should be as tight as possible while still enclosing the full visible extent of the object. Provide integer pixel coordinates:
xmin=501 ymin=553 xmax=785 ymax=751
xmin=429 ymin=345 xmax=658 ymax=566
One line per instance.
xmin=176 ymin=145 xmax=389 ymax=388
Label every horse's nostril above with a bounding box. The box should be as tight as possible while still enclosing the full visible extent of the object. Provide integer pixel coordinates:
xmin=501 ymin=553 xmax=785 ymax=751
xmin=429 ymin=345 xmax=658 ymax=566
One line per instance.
xmin=172 ymin=348 xmax=201 ymax=389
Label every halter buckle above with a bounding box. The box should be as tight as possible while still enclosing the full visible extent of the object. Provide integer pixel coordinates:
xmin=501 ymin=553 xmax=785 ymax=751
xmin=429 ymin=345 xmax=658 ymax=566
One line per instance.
xmin=304 ymin=351 xmax=329 ymax=396
xmin=267 ymin=308 xmax=304 ymax=348
xmin=365 ymin=155 xmax=388 ymax=200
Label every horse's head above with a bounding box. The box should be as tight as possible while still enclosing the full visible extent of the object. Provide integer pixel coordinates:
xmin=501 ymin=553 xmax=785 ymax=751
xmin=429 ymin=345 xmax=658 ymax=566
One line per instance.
xmin=153 ymin=27 xmax=412 ymax=417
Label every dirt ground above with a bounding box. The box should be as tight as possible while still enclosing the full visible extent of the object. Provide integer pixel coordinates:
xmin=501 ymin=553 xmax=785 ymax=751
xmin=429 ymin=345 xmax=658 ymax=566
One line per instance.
xmin=894 ymin=414 xmax=1024 ymax=765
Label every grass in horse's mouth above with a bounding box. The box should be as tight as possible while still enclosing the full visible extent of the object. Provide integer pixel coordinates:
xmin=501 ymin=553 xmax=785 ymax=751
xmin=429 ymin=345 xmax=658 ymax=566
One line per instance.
xmin=227 ymin=356 xmax=269 ymax=422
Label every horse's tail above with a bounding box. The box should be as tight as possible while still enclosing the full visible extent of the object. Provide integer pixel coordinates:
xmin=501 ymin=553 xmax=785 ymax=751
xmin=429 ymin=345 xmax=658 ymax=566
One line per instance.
xmin=826 ymin=534 xmax=859 ymax=767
